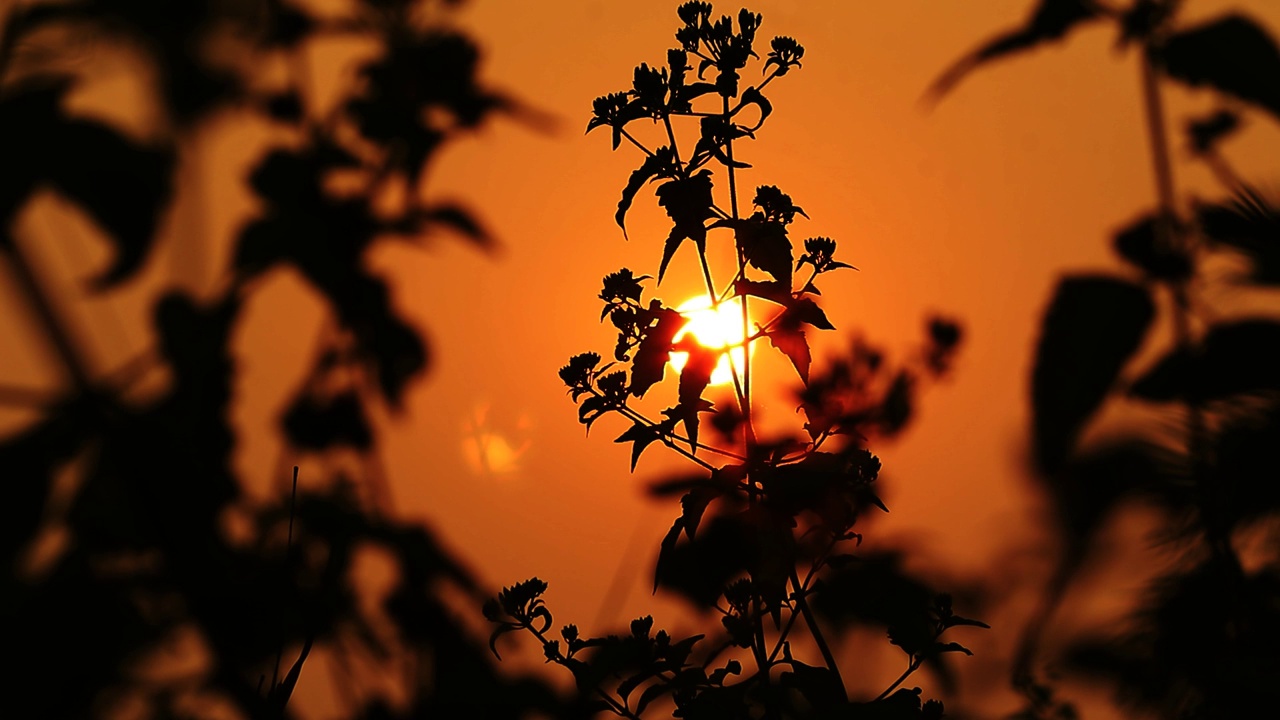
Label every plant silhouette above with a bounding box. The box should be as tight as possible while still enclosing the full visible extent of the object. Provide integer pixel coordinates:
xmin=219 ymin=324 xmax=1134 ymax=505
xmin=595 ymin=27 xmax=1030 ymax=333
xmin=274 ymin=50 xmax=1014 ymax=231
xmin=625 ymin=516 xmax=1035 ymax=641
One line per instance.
xmin=932 ymin=0 xmax=1280 ymax=717
xmin=0 ymin=0 xmax=567 ymax=718
xmin=486 ymin=5 xmax=984 ymax=719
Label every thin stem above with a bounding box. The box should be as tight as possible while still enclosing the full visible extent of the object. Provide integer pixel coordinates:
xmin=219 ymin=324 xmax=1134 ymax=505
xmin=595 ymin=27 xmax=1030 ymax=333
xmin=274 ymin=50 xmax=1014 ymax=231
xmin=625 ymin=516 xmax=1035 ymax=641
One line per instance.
xmin=722 ymin=96 xmax=755 ymax=452
xmin=609 ymin=399 xmax=718 ymax=471
xmin=1139 ymin=45 xmax=1226 ymax=561
xmin=525 ymin=624 xmax=640 ymax=719
xmin=662 ymin=113 xmax=685 ymax=174
xmin=788 ymin=567 xmax=847 ymax=701
xmin=2 ymin=239 xmax=94 ymax=393
xmin=875 ymin=657 xmax=923 ymax=701
xmin=620 ymin=128 xmax=655 ymax=157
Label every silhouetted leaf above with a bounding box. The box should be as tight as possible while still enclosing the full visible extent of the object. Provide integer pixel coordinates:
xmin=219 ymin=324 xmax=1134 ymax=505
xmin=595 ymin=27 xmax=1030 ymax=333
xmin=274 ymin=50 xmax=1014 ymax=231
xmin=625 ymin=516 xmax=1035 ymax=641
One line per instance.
xmin=767 ymin=326 xmax=811 ymax=383
xmin=630 ymin=306 xmax=689 ymax=397
xmin=615 ymin=419 xmax=676 ymax=471
xmin=1112 ymin=212 xmax=1191 ymax=281
xmin=1186 ymin=109 xmax=1241 ymax=155
xmin=737 ymin=86 xmax=771 ymax=131
xmin=734 ymin=278 xmax=790 ymax=305
xmin=420 ymin=203 xmax=493 ymax=249
xmin=733 ymin=218 xmax=792 ymax=285
xmin=282 ymin=390 xmax=374 ymax=450
xmin=656 ymin=173 xmax=715 ymax=281
xmin=928 ymin=0 xmax=1101 ymax=100
xmin=1032 ymin=276 xmax=1154 ymax=473
xmin=1162 ymin=15 xmax=1280 ymax=121
xmin=1131 ymin=320 xmax=1280 ymax=401
xmin=0 ymin=78 xmax=174 ymax=288
xmin=617 ymin=147 xmax=677 ymax=236
xmin=1199 ymin=186 xmax=1280 ymax=283
xmin=676 ymin=343 xmax=718 ymax=446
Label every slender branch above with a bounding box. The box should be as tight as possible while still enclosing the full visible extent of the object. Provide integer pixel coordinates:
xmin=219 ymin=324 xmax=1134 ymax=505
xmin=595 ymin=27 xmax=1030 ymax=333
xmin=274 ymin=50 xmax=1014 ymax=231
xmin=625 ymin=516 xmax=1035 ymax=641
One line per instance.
xmin=620 ymin=128 xmax=655 ymax=157
xmin=525 ymin=624 xmax=640 ymax=719
xmin=788 ymin=567 xmax=847 ymax=701
xmin=875 ymin=657 xmax=924 ymax=701
xmin=1139 ymin=45 xmax=1225 ymax=561
xmin=2 ymin=238 xmax=94 ymax=393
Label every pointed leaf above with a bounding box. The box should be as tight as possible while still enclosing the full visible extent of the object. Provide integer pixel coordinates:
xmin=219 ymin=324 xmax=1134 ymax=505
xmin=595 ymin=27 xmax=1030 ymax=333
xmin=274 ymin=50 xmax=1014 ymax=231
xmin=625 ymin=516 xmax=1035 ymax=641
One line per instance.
xmin=1032 ymin=276 xmax=1154 ymax=473
xmin=616 ymin=147 xmax=675 ymax=237
xmin=766 ymin=326 xmax=811 ymax=383
xmin=737 ymin=86 xmax=772 ymax=131
xmin=1162 ymin=15 xmax=1280 ymax=121
xmin=928 ymin=0 xmax=1100 ymax=100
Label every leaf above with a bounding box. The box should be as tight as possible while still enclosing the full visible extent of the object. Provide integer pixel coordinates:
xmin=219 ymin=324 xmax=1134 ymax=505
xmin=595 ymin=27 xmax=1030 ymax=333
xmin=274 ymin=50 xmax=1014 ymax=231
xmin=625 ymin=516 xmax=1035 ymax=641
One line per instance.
xmin=930 ymin=641 xmax=974 ymax=656
xmin=1130 ymin=320 xmax=1280 ymax=401
xmin=676 ymin=344 xmax=718 ymax=447
xmin=734 ymin=278 xmax=791 ymax=305
xmin=735 ymin=219 xmax=792 ymax=285
xmin=616 ymin=147 xmax=676 ymax=237
xmin=927 ymin=0 xmax=1101 ymax=101
xmin=1112 ymin=212 xmax=1191 ymax=281
xmin=790 ymin=297 xmax=835 ymax=330
xmin=1031 ymin=276 xmax=1154 ymax=474
xmin=766 ymin=326 xmax=811 ymax=383
xmin=654 ymin=516 xmax=685 ymax=594
xmin=943 ymin=615 xmax=992 ymax=629
xmin=630 ymin=307 xmax=689 ymax=397
xmin=0 ymin=78 xmax=174 ymax=289
xmin=488 ymin=624 xmax=519 ymax=659
xmin=679 ymin=485 xmax=718 ymax=541
xmin=615 ymin=420 xmax=674 ymax=471
xmin=281 ymin=390 xmax=374 ymax=450
xmin=419 ymin=203 xmax=493 ymax=249
xmin=1198 ymin=186 xmax=1280 ymax=284
xmin=737 ymin=86 xmax=772 ymax=131
xmin=1162 ymin=15 xmax=1280 ymax=121
xmin=655 ymin=173 xmax=715 ymax=281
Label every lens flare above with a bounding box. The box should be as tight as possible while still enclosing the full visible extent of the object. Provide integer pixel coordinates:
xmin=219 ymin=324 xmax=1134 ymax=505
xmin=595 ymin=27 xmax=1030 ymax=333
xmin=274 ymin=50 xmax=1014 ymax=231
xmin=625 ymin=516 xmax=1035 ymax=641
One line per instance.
xmin=669 ymin=295 xmax=752 ymax=386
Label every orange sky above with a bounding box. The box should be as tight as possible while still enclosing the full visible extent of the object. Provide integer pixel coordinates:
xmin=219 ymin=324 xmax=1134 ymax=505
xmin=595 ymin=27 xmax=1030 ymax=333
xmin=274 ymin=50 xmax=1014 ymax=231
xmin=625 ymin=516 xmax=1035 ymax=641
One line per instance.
xmin=4 ymin=0 xmax=1280 ymax=715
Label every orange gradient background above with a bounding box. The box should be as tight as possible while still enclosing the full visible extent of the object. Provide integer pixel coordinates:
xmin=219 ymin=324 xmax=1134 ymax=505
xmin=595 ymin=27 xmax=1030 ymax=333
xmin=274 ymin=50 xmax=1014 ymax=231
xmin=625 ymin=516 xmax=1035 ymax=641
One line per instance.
xmin=3 ymin=0 xmax=1280 ymax=716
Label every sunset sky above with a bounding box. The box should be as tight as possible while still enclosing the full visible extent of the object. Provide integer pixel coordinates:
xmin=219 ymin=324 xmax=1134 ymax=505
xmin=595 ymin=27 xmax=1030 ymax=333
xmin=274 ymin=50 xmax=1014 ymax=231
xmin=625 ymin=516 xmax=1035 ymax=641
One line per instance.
xmin=4 ymin=0 xmax=1280 ymax=716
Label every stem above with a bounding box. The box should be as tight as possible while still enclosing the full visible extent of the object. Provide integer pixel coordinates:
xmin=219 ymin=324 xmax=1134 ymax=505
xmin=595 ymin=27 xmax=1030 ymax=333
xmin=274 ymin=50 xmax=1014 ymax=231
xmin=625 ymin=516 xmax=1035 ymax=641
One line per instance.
xmin=526 ymin=624 xmax=640 ymax=719
xmin=609 ymin=399 xmax=718 ymax=471
xmin=722 ymin=96 xmax=755 ymax=452
xmin=1139 ymin=45 xmax=1226 ymax=561
xmin=2 ymin=239 xmax=94 ymax=393
xmin=788 ymin=567 xmax=847 ymax=701
xmin=875 ymin=657 xmax=923 ymax=701
xmin=662 ymin=113 xmax=685 ymax=175
xmin=620 ymin=128 xmax=655 ymax=157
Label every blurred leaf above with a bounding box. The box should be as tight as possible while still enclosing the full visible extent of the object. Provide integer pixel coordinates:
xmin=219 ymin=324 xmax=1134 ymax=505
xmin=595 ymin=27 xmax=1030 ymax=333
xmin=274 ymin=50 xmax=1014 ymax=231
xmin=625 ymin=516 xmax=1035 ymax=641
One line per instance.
xmin=0 ymin=78 xmax=174 ymax=288
xmin=1186 ymin=109 xmax=1240 ymax=155
xmin=282 ymin=390 xmax=374 ymax=451
xmin=928 ymin=0 xmax=1101 ymax=100
xmin=1131 ymin=320 xmax=1280 ymax=401
xmin=1032 ymin=276 xmax=1154 ymax=473
xmin=730 ymin=218 xmax=792 ymax=285
xmin=1199 ymin=186 xmax=1280 ymax=284
xmin=1112 ymin=212 xmax=1191 ymax=281
xmin=419 ymin=203 xmax=493 ymax=249
xmin=766 ymin=326 xmax=811 ymax=383
xmin=1162 ymin=15 xmax=1280 ymax=121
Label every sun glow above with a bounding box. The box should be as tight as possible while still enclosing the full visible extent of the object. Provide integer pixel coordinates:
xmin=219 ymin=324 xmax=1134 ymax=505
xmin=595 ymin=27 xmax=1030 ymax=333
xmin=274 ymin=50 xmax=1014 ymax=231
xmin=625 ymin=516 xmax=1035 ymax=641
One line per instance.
xmin=669 ymin=295 xmax=753 ymax=386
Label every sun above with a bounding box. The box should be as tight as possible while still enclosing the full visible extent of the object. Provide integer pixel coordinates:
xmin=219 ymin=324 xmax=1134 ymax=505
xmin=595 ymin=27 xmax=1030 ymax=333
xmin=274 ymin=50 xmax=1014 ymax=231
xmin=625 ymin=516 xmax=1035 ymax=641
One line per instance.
xmin=669 ymin=295 xmax=753 ymax=386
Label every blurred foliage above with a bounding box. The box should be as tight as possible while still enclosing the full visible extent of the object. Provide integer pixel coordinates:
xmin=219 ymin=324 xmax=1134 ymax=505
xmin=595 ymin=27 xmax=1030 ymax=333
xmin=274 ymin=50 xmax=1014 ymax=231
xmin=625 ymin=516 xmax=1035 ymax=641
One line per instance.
xmin=0 ymin=0 xmax=567 ymax=717
xmin=933 ymin=0 xmax=1280 ymax=717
